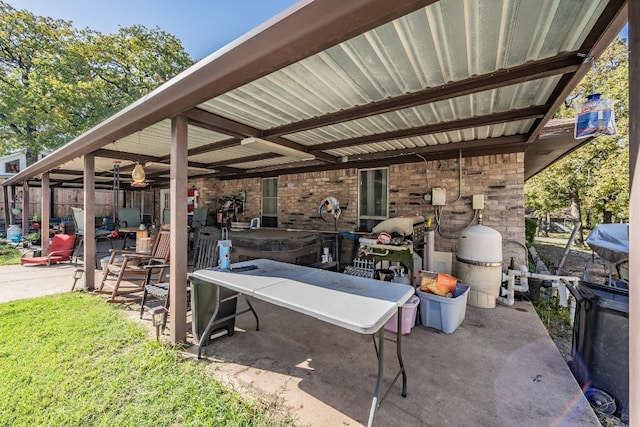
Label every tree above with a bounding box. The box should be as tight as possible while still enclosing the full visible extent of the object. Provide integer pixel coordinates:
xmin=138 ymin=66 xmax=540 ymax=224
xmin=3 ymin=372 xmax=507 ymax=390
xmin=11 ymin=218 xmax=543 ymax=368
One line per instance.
xmin=525 ymin=38 xmax=629 ymax=244
xmin=0 ymin=2 xmax=194 ymax=164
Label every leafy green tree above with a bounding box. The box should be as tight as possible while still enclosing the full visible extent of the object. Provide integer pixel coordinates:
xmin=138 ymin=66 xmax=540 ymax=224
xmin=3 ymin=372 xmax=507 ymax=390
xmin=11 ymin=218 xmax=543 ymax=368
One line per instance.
xmin=0 ymin=1 xmax=193 ymax=164
xmin=525 ymin=38 xmax=629 ymax=244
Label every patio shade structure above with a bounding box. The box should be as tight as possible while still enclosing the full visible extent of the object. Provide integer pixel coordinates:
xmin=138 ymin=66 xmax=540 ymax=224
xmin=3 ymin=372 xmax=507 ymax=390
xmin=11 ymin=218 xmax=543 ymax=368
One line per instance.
xmin=1 ymin=1 xmax=635 ymax=405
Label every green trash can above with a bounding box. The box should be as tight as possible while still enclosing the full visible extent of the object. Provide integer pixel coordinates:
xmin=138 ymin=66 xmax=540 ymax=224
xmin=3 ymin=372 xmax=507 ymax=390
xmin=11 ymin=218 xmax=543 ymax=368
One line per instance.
xmin=189 ymin=275 xmax=237 ymax=346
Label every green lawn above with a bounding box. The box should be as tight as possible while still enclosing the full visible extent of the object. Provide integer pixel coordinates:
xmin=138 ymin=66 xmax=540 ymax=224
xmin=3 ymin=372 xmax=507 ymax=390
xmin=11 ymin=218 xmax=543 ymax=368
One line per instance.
xmin=0 ymin=240 xmax=21 ymax=265
xmin=0 ymin=292 xmax=296 ymax=427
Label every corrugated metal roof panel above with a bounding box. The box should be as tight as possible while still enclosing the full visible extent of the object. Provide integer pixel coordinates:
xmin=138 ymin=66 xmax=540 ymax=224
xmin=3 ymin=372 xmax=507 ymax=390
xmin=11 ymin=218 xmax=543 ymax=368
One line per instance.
xmin=199 ymin=0 xmax=606 ymax=136
xmin=283 ymin=78 xmax=559 ymax=146
xmin=326 ymin=119 xmax=533 ymax=157
xmin=102 ymin=121 xmax=229 ymax=156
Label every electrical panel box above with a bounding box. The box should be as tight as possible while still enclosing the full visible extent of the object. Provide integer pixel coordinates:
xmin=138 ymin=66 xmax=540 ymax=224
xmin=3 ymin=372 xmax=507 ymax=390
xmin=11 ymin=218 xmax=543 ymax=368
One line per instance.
xmin=432 ymin=188 xmax=446 ymax=206
xmin=472 ymin=194 xmax=485 ymax=210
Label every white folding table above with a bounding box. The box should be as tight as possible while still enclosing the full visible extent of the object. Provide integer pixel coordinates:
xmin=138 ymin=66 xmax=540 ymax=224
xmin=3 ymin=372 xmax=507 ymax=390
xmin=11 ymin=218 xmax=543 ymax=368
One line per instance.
xmin=190 ymin=259 xmax=415 ymax=427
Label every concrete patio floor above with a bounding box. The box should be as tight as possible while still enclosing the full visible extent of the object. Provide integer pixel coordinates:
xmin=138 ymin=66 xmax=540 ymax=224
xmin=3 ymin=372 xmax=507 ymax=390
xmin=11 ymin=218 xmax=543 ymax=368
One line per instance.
xmin=3 ymin=239 xmax=600 ymax=426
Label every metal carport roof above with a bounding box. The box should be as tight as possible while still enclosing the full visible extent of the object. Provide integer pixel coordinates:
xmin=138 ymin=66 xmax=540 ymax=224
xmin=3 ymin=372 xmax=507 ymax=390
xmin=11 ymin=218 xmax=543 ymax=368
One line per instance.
xmin=1 ymin=0 xmax=628 ymax=189
xmin=1 ymin=0 xmax=634 ymax=373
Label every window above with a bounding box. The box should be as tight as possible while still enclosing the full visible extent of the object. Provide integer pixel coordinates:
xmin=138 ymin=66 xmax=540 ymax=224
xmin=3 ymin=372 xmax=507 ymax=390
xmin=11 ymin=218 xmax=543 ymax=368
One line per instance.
xmin=5 ymin=160 xmax=19 ymax=174
xmin=358 ymin=168 xmax=388 ymax=232
xmin=261 ymin=177 xmax=278 ymax=228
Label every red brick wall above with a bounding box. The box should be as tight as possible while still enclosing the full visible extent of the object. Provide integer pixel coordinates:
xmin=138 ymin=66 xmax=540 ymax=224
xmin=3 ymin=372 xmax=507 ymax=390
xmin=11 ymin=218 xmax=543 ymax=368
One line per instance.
xmin=185 ymin=152 xmax=526 ymax=268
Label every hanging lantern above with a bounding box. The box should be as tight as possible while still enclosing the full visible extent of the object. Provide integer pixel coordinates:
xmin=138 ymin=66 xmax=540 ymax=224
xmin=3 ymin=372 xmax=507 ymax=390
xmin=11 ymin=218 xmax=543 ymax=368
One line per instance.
xmin=131 ymin=162 xmax=148 ymax=188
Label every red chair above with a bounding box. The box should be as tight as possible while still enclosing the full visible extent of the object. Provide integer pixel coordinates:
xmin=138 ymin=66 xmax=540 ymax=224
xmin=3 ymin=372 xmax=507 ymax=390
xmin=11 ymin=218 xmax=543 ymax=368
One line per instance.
xmin=21 ymin=234 xmax=77 ymax=266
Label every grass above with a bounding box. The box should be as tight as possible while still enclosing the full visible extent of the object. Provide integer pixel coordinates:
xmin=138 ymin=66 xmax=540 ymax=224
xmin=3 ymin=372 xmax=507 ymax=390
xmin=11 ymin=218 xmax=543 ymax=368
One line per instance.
xmin=0 ymin=240 xmax=21 ymax=265
xmin=0 ymin=292 xmax=296 ymax=427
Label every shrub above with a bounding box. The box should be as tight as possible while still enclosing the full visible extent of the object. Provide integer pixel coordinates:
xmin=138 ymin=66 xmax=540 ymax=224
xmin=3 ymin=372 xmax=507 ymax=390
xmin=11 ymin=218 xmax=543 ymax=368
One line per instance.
xmin=525 ymin=217 xmax=537 ymax=245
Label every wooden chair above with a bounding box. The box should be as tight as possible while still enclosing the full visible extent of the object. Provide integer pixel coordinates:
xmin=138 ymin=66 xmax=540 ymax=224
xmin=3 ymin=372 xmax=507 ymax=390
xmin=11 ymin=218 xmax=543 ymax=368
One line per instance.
xmin=97 ymin=230 xmax=171 ymax=304
xmin=139 ymin=228 xmax=220 ymax=324
xmin=21 ymin=234 xmax=76 ymax=266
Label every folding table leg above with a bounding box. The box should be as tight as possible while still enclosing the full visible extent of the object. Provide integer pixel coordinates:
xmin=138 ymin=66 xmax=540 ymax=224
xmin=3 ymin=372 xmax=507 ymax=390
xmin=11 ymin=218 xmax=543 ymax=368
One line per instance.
xmin=367 ymin=328 xmax=384 ymax=427
xmin=367 ymin=306 xmax=408 ymax=426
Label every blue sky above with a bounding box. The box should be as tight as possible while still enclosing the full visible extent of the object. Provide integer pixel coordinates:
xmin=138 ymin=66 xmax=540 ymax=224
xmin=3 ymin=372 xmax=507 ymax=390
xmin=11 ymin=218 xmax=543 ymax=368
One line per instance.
xmin=7 ymin=0 xmax=300 ymax=59
xmin=6 ymin=2 xmax=630 ymax=60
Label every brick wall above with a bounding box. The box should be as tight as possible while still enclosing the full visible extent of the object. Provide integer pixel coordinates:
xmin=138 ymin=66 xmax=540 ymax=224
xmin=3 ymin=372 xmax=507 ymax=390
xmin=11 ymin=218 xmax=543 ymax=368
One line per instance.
xmin=386 ymin=153 xmax=526 ymax=270
xmin=183 ymin=152 xmax=526 ymax=269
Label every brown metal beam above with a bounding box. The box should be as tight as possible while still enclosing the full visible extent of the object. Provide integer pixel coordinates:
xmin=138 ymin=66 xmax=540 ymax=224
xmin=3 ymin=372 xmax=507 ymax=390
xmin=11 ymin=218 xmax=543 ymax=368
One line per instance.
xmin=310 ymin=106 xmax=547 ymax=152
xmin=183 ymin=108 xmax=338 ymax=163
xmin=217 ymin=135 xmax=527 ymax=180
xmin=205 ymin=152 xmax=282 ymax=168
xmin=264 ymin=52 xmax=583 ymax=138
xmin=94 ymin=149 xmax=161 ymax=163
xmin=344 ymin=135 xmax=527 ymax=162
xmin=183 ymin=108 xmax=260 ymax=138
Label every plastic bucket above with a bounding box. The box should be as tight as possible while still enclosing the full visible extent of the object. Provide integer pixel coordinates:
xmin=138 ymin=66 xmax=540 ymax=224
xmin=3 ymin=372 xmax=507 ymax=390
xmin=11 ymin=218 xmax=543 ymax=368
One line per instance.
xmin=384 ymin=295 xmax=420 ymax=335
xmin=7 ymin=225 xmax=22 ymax=243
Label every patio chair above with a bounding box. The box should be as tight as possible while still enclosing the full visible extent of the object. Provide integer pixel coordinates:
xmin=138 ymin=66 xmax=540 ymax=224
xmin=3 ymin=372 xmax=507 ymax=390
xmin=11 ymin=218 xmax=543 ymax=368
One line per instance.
xmin=118 ymin=207 xmax=141 ymax=229
xmin=20 ymin=234 xmax=77 ymax=266
xmin=71 ymin=207 xmax=114 ymax=265
xmin=98 ymin=230 xmax=171 ymax=304
xmin=189 ymin=207 xmax=209 ymax=249
xmin=139 ymin=227 xmax=220 ymax=325
xmin=190 ymin=207 xmax=209 ymax=230
xmin=117 ymin=207 xmax=142 ymax=249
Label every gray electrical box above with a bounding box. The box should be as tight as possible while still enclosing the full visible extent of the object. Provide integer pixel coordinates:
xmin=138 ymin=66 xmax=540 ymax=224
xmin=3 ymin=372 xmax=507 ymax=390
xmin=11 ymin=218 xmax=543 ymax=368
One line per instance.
xmin=432 ymin=188 xmax=446 ymax=206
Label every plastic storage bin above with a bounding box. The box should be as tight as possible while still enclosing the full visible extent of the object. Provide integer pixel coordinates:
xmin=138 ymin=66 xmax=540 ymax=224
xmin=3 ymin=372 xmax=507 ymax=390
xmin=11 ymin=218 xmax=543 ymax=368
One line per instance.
xmin=417 ymin=284 xmax=469 ymax=333
xmin=384 ymin=295 xmax=420 ymax=335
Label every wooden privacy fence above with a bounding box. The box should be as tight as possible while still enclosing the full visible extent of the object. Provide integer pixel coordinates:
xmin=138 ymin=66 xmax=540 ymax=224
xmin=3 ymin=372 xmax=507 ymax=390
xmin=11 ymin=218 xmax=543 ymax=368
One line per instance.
xmin=1 ymin=188 xmax=116 ymax=219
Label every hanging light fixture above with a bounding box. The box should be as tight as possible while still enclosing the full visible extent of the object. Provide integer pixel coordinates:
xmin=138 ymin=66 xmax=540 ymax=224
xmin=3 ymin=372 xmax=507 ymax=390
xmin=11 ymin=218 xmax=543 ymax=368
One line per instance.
xmin=131 ymin=161 xmax=148 ymax=188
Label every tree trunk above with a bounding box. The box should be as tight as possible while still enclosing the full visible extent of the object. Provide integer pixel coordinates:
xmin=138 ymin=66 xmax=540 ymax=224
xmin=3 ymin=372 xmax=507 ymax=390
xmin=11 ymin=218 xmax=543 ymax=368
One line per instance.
xmin=537 ymin=217 xmax=543 ymax=236
xmin=603 ymin=210 xmax=612 ymax=223
xmin=25 ymin=152 xmax=39 ymax=166
xmin=569 ymin=187 xmax=584 ymax=246
xmin=544 ymin=213 xmax=550 ymax=237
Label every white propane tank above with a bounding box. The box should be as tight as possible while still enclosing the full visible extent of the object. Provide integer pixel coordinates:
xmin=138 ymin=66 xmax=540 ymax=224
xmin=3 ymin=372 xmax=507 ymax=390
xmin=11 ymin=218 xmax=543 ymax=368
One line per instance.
xmin=456 ymin=225 xmax=503 ymax=308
